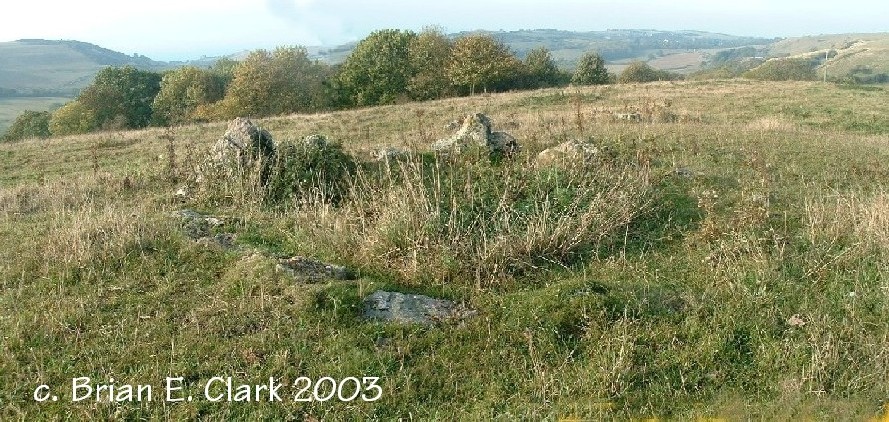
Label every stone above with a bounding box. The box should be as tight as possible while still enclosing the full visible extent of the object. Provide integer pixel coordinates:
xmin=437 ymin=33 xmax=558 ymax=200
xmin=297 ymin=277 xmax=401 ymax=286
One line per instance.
xmin=196 ymin=233 xmax=237 ymax=250
xmin=432 ymin=113 xmax=520 ymax=156
xmin=673 ymin=167 xmax=695 ymax=178
xmin=302 ymin=134 xmax=328 ymax=149
xmin=276 ymin=256 xmax=354 ymax=283
xmin=374 ymin=146 xmax=411 ymax=162
xmin=489 ymin=131 xmax=520 ymax=156
xmin=173 ymin=209 xmax=226 ymax=240
xmin=362 ymin=290 xmax=476 ymax=325
xmin=174 ymin=186 xmax=189 ymax=199
xmin=616 ymin=112 xmax=643 ymax=123
xmin=211 ymin=117 xmax=276 ymax=166
xmin=535 ymin=140 xmax=600 ymax=167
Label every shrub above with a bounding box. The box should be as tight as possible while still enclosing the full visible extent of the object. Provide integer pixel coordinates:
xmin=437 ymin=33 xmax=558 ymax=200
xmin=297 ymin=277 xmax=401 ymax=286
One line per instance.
xmin=264 ymin=135 xmax=357 ymax=207
xmin=743 ymin=58 xmax=818 ymax=81
xmin=618 ymin=61 xmax=678 ymax=83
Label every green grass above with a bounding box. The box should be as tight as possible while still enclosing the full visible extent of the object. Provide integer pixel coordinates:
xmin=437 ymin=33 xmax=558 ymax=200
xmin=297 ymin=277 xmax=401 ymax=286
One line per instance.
xmin=2 ymin=80 xmax=889 ymax=420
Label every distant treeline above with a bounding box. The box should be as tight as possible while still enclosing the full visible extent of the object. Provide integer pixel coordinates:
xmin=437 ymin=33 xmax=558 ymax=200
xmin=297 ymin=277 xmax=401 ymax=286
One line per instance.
xmin=3 ymin=28 xmax=680 ymax=142
xmin=0 ymin=87 xmax=79 ymax=98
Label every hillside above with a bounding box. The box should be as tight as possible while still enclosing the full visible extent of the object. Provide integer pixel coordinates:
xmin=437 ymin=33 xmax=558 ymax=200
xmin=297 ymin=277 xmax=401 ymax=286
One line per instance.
xmin=2 ymin=80 xmax=889 ymax=419
xmin=0 ymin=39 xmax=173 ymax=97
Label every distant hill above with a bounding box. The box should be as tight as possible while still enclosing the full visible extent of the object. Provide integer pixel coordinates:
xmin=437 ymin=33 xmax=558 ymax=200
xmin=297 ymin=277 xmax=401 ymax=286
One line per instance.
xmin=0 ymin=39 xmax=175 ymax=97
xmin=3 ymin=30 xmax=889 ymax=133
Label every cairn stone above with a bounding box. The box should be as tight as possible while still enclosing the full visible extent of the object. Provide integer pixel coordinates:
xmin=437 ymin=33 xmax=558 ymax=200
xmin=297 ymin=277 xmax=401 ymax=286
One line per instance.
xmin=212 ymin=117 xmax=276 ymax=166
xmin=362 ymin=290 xmax=476 ymax=325
xmin=432 ymin=113 xmax=520 ymax=156
xmin=535 ymin=140 xmax=600 ymax=168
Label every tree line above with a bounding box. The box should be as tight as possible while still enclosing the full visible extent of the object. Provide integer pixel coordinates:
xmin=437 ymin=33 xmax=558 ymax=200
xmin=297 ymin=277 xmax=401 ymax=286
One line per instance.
xmin=2 ymin=28 xmax=674 ymax=142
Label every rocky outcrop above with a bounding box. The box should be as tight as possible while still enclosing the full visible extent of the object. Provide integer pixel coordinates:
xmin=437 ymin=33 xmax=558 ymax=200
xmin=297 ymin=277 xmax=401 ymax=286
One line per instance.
xmin=276 ymin=256 xmax=355 ymax=283
xmin=362 ymin=291 xmax=476 ymax=325
xmin=432 ymin=113 xmax=520 ymax=157
xmin=535 ymin=140 xmax=600 ymax=168
xmin=173 ymin=209 xmax=238 ymax=251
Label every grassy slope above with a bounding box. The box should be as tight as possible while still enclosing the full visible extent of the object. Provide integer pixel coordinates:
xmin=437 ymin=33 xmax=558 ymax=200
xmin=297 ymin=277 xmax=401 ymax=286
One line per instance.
xmin=0 ymin=42 xmax=101 ymax=92
xmin=2 ymin=81 xmax=889 ymax=419
xmin=762 ymin=33 xmax=889 ymax=78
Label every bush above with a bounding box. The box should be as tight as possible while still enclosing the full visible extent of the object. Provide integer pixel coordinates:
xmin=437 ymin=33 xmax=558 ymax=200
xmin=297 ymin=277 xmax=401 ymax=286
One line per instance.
xmin=743 ymin=58 xmax=818 ymax=81
xmin=2 ymin=110 xmax=51 ymax=142
xmin=618 ymin=61 xmax=679 ymax=83
xmin=572 ymin=52 xmax=610 ymax=85
xmin=264 ymin=135 xmax=357 ymax=207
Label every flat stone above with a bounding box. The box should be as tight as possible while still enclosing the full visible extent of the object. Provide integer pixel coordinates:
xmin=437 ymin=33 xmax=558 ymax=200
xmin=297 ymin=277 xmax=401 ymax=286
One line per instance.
xmin=276 ymin=256 xmax=354 ymax=283
xmin=196 ymin=233 xmax=237 ymax=250
xmin=362 ymin=290 xmax=476 ymax=324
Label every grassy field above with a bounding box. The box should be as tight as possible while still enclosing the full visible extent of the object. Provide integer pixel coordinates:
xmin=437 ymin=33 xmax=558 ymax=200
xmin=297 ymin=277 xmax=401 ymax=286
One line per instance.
xmin=0 ymin=97 xmax=69 ymax=133
xmin=2 ymin=80 xmax=889 ymax=420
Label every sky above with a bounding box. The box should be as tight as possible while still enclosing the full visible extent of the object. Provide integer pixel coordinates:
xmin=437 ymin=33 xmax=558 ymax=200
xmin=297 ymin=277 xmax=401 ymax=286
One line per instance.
xmin=2 ymin=0 xmax=888 ymax=61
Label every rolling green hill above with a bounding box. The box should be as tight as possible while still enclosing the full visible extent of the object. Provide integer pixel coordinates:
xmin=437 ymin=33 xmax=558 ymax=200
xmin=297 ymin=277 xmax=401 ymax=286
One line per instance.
xmin=0 ymin=39 xmax=172 ymax=97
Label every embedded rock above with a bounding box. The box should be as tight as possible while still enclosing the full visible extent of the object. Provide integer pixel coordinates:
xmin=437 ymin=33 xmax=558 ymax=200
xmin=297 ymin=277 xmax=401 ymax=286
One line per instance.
xmin=276 ymin=256 xmax=354 ymax=283
xmin=535 ymin=140 xmax=600 ymax=167
xmin=196 ymin=233 xmax=238 ymax=251
xmin=173 ymin=209 xmax=225 ymax=239
xmin=362 ymin=290 xmax=476 ymax=325
xmin=374 ymin=146 xmax=411 ymax=162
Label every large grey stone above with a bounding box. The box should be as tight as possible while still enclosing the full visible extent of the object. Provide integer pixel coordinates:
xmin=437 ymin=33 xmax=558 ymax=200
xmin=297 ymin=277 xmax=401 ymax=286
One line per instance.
xmin=211 ymin=117 xmax=276 ymax=166
xmin=432 ymin=113 xmax=520 ymax=156
xmin=362 ymin=290 xmax=476 ymax=324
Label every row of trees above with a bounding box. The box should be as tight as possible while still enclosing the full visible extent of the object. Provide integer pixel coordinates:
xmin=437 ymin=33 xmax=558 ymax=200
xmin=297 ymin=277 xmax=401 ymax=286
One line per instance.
xmin=2 ymin=28 xmax=677 ymax=142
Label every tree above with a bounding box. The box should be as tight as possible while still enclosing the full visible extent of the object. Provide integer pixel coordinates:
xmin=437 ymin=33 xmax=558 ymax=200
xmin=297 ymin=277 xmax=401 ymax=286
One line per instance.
xmin=408 ymin=27 xmax=454 ymax=100
xmin=217 ymin=46 xmax=331 ymax=118
xmin=572 ymin=52 xmax=610 ymax=85
xmin=77 ymin=66 xmax=162 ymax=130
xmin=618 ymin=61 xmax=676 ymax=83
xmin=337 ymin=29 xmax=417 ymax=106
xmin=743 ymin=58 xmax=818 ymax=81
xmin=49 ymin=101 xmax=97 ymax=136
xmin=448 ymin=34 xmax=523 ymax=95
xmin=526 ymin=47 xmax=564 ymax=88
xmin=152 ymin=66 xmax=226 ymax=125
xmin=2 ymin=110 xmax=51 ymax=142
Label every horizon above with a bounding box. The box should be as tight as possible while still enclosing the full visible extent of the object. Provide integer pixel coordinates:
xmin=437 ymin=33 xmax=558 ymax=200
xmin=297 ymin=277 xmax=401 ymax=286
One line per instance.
xmin=3 ymin=0 xmax=889 ymax=61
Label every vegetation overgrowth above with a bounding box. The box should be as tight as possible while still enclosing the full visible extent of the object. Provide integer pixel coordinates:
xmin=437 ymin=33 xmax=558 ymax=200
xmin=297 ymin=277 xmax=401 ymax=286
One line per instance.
xmin=2 ymin=80 xmax=889 ymax=419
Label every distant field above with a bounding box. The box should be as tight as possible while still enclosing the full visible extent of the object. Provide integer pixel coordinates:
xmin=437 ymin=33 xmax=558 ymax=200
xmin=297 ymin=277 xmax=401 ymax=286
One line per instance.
xmin=0 ymin=97 xmax=70 ymax=133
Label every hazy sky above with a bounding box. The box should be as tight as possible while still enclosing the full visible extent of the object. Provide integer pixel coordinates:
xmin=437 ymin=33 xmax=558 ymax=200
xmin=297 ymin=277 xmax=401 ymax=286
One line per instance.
xmin=3 ymin=0 xmax=887 ymax=60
